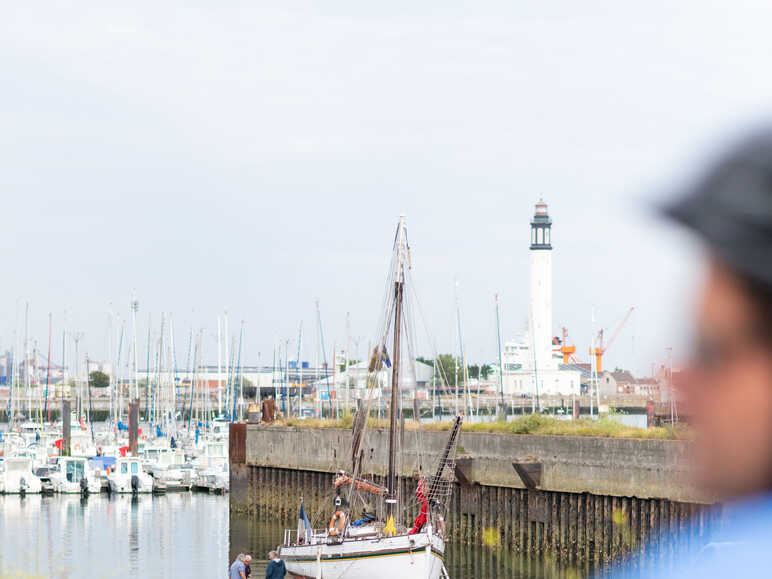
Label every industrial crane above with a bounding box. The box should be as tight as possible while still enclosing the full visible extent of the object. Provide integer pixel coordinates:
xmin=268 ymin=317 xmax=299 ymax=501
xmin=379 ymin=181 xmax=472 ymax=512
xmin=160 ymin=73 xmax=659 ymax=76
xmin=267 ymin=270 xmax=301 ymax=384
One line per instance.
xmin=589 ymin=307 xmax=635 ymax=373
xmin=559 ymin=327 xmax=576 ymax=364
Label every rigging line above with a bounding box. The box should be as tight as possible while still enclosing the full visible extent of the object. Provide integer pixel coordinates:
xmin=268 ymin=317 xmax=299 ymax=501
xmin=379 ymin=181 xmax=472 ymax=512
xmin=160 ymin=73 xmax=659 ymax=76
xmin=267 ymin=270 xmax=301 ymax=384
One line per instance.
xmin=406 ymin=272 xmax=454 ymax=400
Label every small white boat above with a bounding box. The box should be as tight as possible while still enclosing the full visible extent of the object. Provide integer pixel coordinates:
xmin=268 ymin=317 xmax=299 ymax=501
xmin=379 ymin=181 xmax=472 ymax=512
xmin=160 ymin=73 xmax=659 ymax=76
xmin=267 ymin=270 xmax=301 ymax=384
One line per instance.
xmin=0 ymin=457 xmax=43 ymax=494
xmin=192 ymin=469 xmax=228 ymax=494
xmin=50 ymin=457 xmax=101 ymax=494
xmin=143 ymin=448 xmax=193 ymax=491
xmin=107 ymin=457 xmax=154 ymax=493
xmin=192 ymin=440 xmax=229 ymax=493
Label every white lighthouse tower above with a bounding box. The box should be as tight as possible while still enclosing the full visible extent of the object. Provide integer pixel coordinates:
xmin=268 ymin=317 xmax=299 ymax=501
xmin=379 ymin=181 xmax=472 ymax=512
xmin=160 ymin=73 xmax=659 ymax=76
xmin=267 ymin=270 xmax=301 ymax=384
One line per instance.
xmin=529 ymin=199 xmax=554 ymax=371
xmin=500 ymin=199 xmax=580 ymax=398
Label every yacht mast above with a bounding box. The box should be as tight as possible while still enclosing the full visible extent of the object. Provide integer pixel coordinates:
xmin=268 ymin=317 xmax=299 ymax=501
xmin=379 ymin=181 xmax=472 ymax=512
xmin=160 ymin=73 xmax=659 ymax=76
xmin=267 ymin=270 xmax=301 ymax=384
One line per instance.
xmin=130 ymin=296 xmax=139 ymax=401
xmin=217 ymin=316 xmax=222 ymax=417
xmin=387 ymin=216 xmax=407 ymax=521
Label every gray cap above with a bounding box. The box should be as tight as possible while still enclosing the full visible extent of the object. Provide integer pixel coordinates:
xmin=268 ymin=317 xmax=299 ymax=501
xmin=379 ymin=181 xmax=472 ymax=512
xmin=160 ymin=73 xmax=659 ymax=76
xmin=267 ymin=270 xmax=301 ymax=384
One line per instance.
xmin=663 ymin=128 xmax=772 ymax=289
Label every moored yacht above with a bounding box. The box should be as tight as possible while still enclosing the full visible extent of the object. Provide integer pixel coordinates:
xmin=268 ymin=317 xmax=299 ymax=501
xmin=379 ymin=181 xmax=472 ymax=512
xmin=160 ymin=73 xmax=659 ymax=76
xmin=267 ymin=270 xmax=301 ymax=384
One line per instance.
xmin=107 ymin=457 xmax=155 ymax=493
xmin=0 ymin=457 xmax=43 ymax=494
xmin=50 ymin=456 xmax=101 ymax=494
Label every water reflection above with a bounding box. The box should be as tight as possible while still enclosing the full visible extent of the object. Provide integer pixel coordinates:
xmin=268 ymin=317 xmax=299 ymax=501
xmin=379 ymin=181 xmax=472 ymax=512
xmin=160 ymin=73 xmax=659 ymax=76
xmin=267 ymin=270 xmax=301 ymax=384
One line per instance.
xmin=0 ymin=494 xmax=229 ymax=578
xmin=228 ymin=512 xmax=588 ymax=578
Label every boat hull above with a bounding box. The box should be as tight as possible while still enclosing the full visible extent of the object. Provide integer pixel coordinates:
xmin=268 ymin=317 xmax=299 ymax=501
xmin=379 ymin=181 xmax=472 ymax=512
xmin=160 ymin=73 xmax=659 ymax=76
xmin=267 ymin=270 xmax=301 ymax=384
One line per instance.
xmin=280 ymin=532 xmax=444 ymax=579
xmin=53 ymin=480 xmax=101 ymax=494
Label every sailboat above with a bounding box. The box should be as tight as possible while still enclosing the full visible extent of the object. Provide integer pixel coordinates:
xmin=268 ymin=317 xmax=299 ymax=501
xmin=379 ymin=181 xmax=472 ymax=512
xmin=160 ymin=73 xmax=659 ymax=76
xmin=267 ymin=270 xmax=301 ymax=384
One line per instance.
xmin=279 ymin=216 xmax=462 ymax=579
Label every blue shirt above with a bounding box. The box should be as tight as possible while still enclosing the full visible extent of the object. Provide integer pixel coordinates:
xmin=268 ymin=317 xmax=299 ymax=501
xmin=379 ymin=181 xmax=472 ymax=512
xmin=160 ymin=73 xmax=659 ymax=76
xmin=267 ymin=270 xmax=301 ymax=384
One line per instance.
xmin=229 ymin=559 xmax=245 ymax=579
xmin=265 ymin=559 xmax=286 ymax=579
xmin=610 ymin=493 xmax=772 ymax=578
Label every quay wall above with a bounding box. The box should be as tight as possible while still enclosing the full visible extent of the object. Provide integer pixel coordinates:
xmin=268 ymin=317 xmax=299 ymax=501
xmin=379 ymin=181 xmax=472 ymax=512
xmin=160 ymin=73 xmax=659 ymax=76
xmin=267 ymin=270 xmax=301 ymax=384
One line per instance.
xmin=230 ymin=425 xmax=720 ymax=565
xmin=241 ymin=425 xmax=709 ymax=503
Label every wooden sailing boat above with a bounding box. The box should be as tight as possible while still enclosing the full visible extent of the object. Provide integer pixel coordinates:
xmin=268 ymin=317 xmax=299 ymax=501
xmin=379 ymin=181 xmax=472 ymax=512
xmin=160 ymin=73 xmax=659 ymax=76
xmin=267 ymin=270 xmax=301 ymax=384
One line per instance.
xmin=280 ymin=216 xmax=462 ymax=579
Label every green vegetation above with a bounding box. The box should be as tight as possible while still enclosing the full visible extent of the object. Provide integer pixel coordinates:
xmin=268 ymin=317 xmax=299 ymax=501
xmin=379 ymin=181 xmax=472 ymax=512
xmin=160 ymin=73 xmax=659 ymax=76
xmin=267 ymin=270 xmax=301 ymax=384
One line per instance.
xmin=416 ymin=354 xmax=494 ymax=385
xmin=339 ymin=359 xmax=360 ymax=373
xmin=451 ymin=414 xmax=690 ymax=440
xmin=468 ymin=363 xmax=493 ymax=380
xmin=269 ymin=413 xmax=690 ymax=440
xmin=88 ymin=370 xmax=110 ymax=388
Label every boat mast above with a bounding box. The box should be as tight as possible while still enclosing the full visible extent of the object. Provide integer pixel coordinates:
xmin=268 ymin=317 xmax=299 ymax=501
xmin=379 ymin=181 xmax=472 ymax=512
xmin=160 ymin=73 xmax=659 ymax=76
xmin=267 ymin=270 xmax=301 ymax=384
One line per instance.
xmin=296 ymin=321 xmax=303 ymax=418
xmin=44 ymin=313 xmax=52 ymax=423
xmin=24 ymin=301 xmax=30 ymax=420
xmin=130 ymin=296 xmax=139 ymax=402
xmin=387 ymin=216 xmax=407 ymax=521
xmin=217 ymin=316 xmax=222 ymax=417
xmin=495 ymin=294 xmax=505 ymax=415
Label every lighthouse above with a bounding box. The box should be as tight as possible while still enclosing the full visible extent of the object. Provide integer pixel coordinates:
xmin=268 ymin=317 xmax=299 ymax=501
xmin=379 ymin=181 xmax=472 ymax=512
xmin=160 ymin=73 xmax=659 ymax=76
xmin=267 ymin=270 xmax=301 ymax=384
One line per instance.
xmin=500 ymin=200 xmax=579 ymax=398
xmin=529 ymin=199 xmax=554 ymax=371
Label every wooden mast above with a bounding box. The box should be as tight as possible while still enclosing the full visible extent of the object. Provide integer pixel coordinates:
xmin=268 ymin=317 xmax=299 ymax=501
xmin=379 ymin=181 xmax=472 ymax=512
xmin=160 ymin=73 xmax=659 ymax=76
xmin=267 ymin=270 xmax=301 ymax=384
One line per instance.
xmin=386 ymin=216 xmax=407 ymax=521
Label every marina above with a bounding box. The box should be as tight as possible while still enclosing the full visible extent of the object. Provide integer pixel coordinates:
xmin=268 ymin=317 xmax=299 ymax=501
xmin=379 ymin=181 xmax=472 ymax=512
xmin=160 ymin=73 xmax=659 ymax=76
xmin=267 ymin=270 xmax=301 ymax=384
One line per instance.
xmin=0 ymin=413 xmax=230 ymax=498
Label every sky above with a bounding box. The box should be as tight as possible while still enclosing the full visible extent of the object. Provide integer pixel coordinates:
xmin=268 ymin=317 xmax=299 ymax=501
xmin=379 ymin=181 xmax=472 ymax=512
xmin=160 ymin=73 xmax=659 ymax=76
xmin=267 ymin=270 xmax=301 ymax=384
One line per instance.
xmin=1 ymin=1 xmax=771 ymax=376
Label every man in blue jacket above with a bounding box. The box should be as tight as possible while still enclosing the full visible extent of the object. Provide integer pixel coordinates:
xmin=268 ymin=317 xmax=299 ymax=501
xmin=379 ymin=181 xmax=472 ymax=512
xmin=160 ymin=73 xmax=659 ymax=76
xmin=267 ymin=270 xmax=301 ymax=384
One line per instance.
xmin=612 ymin=129 xmax=772 ymax=577
xmin=265 ymin=550 xmax=286 ymax=579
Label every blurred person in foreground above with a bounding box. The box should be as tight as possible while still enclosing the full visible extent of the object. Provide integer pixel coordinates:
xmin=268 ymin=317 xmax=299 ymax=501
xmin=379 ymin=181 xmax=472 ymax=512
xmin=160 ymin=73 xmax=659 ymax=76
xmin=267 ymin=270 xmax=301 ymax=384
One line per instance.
xmin=612 ymin=128 xmax=772 ymax=577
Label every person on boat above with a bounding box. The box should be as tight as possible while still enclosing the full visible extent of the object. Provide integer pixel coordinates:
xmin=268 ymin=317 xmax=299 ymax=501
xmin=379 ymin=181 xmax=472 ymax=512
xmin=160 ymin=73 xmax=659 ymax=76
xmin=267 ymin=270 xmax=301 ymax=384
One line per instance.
xmin=265 ymin=551 xmax=286 ymax=579
xmin=611 ymin=128 xmax=772 ymax=577
xmin=229 ymin=553 xmax=246 ymax=579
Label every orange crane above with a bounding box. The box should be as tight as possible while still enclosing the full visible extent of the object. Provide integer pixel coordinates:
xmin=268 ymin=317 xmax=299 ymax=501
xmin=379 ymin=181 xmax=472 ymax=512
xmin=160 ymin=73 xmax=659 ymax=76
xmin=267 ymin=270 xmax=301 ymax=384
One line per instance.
xmin=589 ymin=307 xmax=635 ymax=373
xmin=559 ymin=327 xmax=576 ymax=364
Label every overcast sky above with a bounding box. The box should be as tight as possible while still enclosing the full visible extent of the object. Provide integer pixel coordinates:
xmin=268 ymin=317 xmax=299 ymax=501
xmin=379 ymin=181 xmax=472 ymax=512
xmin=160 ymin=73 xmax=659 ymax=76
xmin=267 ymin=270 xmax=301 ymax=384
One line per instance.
xmin=1 ymin=1 xmax=771 ymax=376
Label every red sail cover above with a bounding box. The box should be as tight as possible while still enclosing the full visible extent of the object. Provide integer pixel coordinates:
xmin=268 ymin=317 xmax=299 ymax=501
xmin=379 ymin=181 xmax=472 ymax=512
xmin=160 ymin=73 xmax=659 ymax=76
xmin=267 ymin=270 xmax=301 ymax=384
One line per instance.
xmin=408 ymin=478 xmax=428 ymax=535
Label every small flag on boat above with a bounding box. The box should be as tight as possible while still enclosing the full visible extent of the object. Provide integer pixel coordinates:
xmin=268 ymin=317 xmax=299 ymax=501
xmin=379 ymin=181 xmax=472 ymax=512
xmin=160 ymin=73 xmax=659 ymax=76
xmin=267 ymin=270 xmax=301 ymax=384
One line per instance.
xmin=383 ymin=515 xmax=396 ymax=537
xmin=297 ymin=500 xmax=312 ymax=543
xmin=380 ymin=346 xmax=391 ymax=369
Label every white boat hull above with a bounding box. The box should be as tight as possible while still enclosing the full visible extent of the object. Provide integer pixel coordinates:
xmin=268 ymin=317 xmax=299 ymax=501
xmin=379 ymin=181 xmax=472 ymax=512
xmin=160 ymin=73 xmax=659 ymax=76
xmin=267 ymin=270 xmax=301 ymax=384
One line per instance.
xmin=53 ymin=480 xmax=101 ymax=494
xmin=280 ymin=532 xmax=444 ymax=579
xmin=0 ymin=477 xmax=42 ymax=494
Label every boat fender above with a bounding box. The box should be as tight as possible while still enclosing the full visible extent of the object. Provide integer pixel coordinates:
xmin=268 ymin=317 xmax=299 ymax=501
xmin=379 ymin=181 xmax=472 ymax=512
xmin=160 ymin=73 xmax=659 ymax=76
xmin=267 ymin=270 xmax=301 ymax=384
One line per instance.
xmin=131 ymin=474 xmax=140 ymax=493
xmin=80 ymin=476 xmax=89 ymax=496
xmin=19 ymin=477 xmax=27 ymax=496
xmin=328 ymin=511 xmax=346 ymax=536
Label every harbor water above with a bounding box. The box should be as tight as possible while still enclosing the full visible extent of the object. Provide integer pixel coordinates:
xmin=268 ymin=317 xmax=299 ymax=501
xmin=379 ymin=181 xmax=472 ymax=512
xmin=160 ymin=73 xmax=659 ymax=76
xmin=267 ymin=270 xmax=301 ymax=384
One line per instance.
xmin=0 ymin=494 xmax=230 ymax=578
xmin=0 ymin=492 xmax=579 ymax=578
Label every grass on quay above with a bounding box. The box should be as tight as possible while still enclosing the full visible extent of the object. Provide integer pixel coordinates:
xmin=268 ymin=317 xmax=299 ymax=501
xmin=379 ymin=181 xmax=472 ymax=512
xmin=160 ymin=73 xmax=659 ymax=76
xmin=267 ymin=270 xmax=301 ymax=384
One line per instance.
xmin=272 ymin=412 xmax=690 ymax=440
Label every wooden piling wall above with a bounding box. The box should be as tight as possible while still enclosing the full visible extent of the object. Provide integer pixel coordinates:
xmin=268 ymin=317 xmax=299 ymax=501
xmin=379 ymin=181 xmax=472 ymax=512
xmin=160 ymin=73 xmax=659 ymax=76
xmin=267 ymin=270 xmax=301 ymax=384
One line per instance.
xmin=232 ymin=464 xmax=719 ymax=567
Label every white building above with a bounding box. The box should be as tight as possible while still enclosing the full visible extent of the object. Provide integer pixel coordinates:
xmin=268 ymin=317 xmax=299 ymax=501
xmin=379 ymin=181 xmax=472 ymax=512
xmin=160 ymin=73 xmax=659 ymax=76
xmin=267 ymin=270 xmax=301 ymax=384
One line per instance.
xmin=311 ymin=359 xmax=434 ymax=400
xmin=502 ymin=200 xmax=581 ymax=398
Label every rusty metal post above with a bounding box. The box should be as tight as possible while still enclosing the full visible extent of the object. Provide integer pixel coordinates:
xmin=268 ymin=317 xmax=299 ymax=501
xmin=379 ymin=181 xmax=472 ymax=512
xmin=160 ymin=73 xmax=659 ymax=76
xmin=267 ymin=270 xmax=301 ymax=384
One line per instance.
xmin=129 ymin=399 xmax=139 ymax=456
xmin=62 ymin=399 xmax=71 ymax=456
